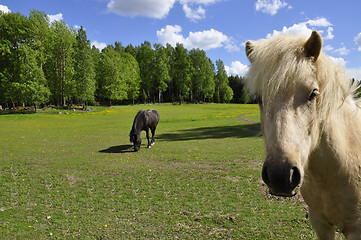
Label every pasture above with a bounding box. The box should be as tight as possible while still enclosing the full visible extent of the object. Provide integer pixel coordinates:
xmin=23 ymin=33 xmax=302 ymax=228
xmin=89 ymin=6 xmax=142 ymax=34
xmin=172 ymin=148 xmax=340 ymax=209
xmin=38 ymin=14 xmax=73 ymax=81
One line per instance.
xmin=0 ymin=104 xmax=316 ymax=239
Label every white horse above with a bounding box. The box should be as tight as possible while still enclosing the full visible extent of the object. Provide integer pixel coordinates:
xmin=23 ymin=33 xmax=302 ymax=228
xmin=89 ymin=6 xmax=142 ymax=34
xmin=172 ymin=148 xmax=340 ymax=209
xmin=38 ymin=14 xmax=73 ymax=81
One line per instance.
xmin=245 ymin=31 xmax=361 ymax=239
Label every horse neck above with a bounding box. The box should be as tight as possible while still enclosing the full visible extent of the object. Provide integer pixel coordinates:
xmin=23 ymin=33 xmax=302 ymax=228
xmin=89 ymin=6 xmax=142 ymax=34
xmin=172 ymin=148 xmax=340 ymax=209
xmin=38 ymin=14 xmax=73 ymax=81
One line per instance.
xmin=132 ymin=113 xmax=145 ymax=133
xmin=131 ymin=120 xmax=140 ymax=135
xmin=132 ymin=123 xmax=141 ymax=134
xmin=309 ymin=97 xmax=361 ymax=178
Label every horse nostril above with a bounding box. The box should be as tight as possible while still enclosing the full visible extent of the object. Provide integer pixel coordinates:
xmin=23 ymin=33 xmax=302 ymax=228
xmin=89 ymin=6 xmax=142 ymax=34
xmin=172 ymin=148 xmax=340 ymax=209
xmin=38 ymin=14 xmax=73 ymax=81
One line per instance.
xmin=290 ymin=167 xmax=301 ymax=188
xmin=262 ymin=165 xmax=270 ymax=186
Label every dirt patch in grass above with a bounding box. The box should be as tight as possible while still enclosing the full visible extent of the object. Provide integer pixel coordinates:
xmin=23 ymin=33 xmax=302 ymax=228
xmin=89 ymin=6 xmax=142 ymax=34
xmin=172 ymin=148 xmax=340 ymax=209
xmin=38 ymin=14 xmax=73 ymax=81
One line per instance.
xmin=237 ymin=114 xmax=262 ymax=137
xmin=237 ymin=114 xmax=260 ymax=128
xmin=259 ymin=178 xmax=309 ymax=216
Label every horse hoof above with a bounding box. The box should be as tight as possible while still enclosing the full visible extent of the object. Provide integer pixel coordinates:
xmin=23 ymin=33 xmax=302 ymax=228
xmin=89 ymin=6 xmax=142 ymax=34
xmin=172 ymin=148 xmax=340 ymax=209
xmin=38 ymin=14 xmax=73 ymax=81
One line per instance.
xmin=147 ymin=146 xmax=151 ymax=148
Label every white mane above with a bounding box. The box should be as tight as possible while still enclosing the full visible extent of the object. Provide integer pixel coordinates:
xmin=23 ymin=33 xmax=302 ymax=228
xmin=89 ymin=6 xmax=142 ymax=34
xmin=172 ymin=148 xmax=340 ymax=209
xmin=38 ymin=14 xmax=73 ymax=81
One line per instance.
xmin=245 ymin=33 xmax=359 ymax=122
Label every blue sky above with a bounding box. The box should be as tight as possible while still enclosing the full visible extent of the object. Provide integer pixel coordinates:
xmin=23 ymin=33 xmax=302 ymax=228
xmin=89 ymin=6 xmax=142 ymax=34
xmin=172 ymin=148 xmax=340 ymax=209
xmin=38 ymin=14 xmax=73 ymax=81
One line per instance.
xmin=1 ymin=0 xmax=361 ymax=79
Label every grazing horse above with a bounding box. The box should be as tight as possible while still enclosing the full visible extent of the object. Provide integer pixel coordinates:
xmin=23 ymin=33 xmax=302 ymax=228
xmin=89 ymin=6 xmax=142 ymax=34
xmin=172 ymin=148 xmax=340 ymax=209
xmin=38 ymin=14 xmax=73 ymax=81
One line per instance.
xmin=245 ymin=31 xmax=361 ymax=239
xmin=129 ymin=109 xmax=160 ymax=152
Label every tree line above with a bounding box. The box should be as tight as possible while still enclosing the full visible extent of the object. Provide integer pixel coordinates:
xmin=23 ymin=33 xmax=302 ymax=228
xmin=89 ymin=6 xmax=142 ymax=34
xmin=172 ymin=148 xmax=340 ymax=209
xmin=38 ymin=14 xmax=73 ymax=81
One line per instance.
xmin=0 ymin=10 xmax=250 ymax=110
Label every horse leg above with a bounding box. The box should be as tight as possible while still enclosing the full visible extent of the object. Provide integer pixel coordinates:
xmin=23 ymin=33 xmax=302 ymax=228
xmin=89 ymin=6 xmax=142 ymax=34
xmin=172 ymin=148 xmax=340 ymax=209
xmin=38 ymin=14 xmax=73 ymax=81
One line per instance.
xmin=309 ymin=211 xmax=336 ymax=240
xmin=151 ymin=127 xmax=156 ymax=145
xmin=146 ymin=128 xmax=151 ymax=148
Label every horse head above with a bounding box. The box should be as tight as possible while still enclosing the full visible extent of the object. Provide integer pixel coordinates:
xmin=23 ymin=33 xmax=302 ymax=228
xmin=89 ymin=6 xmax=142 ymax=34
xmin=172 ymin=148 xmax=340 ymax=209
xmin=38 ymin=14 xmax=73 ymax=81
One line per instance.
xmin=245 ymin=31 xmax=323 ymax=197
xmin=129 ymin=131 xmax=141 ymax=152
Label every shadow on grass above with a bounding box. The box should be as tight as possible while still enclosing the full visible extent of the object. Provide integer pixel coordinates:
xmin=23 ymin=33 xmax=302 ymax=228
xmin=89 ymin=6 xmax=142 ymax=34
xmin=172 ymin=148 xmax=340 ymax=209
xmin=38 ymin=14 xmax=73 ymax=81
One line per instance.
xmin=99 ymin=144 xmax=134 ymax=153
xmin=157 ymin=123 xmax=261 ymax=142
xmin=100 ymin=124 xmax=260 ymax=153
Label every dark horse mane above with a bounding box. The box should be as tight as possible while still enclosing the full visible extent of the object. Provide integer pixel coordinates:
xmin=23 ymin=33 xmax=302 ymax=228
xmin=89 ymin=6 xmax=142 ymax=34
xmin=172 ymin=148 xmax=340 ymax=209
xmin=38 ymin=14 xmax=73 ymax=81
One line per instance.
xmin=129 ymin=109 xmax=160 ymax=151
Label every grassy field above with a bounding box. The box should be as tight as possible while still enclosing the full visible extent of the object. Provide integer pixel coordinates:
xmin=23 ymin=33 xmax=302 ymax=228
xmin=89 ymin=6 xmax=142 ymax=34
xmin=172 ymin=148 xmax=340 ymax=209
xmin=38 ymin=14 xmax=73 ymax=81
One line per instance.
xmin=0 ymin=103 xmax=317 ymax=239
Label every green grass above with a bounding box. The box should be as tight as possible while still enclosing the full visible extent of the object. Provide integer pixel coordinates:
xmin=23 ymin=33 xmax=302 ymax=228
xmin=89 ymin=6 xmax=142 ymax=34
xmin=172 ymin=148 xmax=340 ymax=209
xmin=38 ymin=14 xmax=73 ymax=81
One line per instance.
xmin=0 ymin=103 xmax=317 ymax=239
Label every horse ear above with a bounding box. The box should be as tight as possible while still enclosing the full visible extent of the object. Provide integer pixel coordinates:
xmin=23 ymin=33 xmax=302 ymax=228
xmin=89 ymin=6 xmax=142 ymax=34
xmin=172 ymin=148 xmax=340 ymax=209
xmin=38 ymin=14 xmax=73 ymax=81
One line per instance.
xmin=304 ymin=31 xmax=322 ymax=62
xmin=245 ymin=41 xmax=254 ymax=62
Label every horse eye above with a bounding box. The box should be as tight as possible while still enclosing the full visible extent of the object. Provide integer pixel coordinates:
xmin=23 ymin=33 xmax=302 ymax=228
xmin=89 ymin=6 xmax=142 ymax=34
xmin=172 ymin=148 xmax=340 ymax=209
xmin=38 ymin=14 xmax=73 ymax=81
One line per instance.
xmin=308 ymin=89 xmax=320 ymax=101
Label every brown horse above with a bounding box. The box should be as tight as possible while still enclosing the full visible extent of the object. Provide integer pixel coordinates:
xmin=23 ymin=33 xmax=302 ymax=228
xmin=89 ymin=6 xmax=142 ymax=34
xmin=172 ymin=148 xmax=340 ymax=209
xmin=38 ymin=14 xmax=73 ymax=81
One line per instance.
xmin=129 ymin=109 xmax=159 ymax=152
xmin=245 ymin=31 xmax=361 ymax=239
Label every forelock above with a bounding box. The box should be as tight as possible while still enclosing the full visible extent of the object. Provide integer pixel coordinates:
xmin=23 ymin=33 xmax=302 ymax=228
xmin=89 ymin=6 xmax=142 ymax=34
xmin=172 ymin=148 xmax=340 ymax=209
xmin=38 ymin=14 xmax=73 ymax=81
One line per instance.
xmin=245 ymin=33 xmax=356 ymax=123
xmin=245 ymin=34 xmax=314 ymax=102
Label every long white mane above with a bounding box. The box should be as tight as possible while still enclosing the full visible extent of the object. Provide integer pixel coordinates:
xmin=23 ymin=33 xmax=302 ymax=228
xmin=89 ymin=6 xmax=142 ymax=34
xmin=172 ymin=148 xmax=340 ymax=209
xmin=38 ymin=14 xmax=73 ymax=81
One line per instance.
xmin=245 ymin=33 xmax=359 ymax=122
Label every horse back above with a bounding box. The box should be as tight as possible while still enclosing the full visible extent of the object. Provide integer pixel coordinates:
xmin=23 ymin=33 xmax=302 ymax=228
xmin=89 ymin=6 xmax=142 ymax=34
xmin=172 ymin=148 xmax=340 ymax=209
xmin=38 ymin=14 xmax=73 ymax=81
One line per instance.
xmin=146 ymin=109 xmax=160 ymax=127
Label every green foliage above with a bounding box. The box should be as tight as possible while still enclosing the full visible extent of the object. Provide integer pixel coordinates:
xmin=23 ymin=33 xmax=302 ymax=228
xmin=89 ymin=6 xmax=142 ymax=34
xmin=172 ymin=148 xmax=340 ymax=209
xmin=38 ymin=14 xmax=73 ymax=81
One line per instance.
xmin=189 ymin=49 xmax=215 ymax=102
xmin=125 ymin=43 xmax=136 ymax=56
xmin=47 ymin=20 xmax=76 ymax=107
xmin=153 ymin=43 xmax=171 ymax=103
xmin=215 ymin=60 xmax=234 ymax=103
xmin=73 ymin=26 xmax=96 ymax=106
xmin=241 ymin=87 xmax=250 ymax=104
xmin=97 ymin=46 xmax=126 ymax=102
xmin=97 ymin=46 xmax=140 ymax=104
xmin=0 ymin=9 xmax=248 ymax=108
xmin=0 ymin=10 xmax=50 ymax=108
xmin=12 ymin=44 xmax=50 ymax=106
xmin=171 ymin=43 xmax=193 ymax=102
xmin=136 ymin=41 xmax=155 ymax=102
xmin=229 ymin=75 xmax=249 ymax=103
xmin=123 ymin=52 xmax=141 ymax=104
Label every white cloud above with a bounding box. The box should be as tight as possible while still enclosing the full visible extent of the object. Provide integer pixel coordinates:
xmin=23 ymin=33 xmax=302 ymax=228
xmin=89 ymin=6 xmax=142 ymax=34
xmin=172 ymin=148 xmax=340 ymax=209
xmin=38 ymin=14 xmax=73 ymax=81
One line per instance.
xmin=182 ymin=4 xmax=206 ymax=21
xmin=324 ymin=27 xmax=334 ymax=40
xmin=180 ymin=0 xmax=220 ymax=4
xmin=266 ymin=17 xmax=334 ymax=40
xmin=225 ymin=61 xmax=248 ymax=76
xmin=329 ymin=56 xmax=346 ymax=67
xmin=333 ymin=44 xmax=350 ymax=56
xmin=156 ymin=25 xmax=239 ymax=52
xmin=306 ymin=18 xmax=332 ymax=27
xmin=0 ymin=4 xmax=11 ymax=14
xmin=224 ymin=38 xmax=240 ymax=52
xmin=48 ymin=13 xmax=63 ymax=23
xmin=329 ymin=57 xmax=361 ymax=80
xmin=325 ymin=43 xmax=350 ymax=56
xmin=323 ymin=44 xmax=334 ymax=52
xmin=255 ymin=0 xmax=291 ymax=16
xmin=305 ymin=18 xmax=333 ymax=40
xmin=188 ymin=29 xmax=228 ymax=50
xmin=179 ymin=0 xmax=221 ymax=21
xmin=106 ymin=0 xmax=220 ymax=21
xmin=267 ymin=23 xmax=310 ymax=38
xmin=92 ymin=40 xmax=107 ymax=50
xmin=106 ymin=0 xmax=176 ymax=19
xmin=354 ymin=32 xmax=361 ymax=51
xmin=157 ymin=25 xmax=187 ymax=47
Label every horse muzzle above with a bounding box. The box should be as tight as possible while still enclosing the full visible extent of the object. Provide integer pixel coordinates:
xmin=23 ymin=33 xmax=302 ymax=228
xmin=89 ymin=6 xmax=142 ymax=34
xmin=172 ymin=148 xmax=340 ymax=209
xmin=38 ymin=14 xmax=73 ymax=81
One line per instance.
xmin=262 ymin=161 xmax=302 ymax=197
